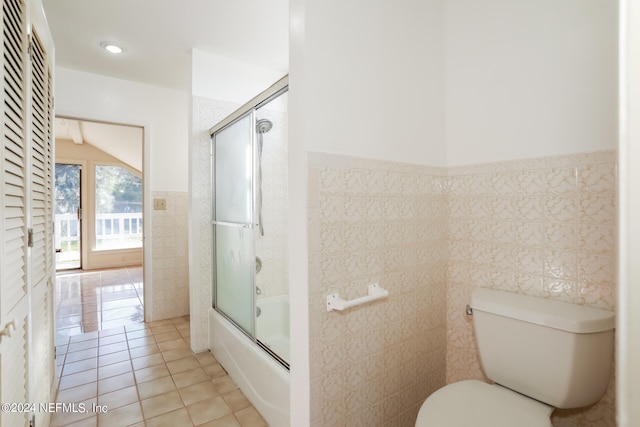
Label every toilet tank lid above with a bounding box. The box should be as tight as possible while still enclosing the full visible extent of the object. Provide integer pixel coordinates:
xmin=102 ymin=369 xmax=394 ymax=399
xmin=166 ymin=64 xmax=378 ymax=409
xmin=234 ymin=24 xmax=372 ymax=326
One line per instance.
xmin=470 ymin=288 xmax=615 ymax=333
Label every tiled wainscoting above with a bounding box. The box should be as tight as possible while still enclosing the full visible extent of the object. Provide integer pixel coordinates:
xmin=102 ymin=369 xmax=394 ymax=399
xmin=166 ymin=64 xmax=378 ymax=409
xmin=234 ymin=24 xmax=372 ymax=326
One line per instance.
xmin=308 ymin=150 xmax=616 ymax=427
xmin=447 ymin=150 xmax=616 ymax=427
xmin=308 ymin=153 xmax=449 ymax=426
xmin=151 ymin=191 xmax=190 ymax=320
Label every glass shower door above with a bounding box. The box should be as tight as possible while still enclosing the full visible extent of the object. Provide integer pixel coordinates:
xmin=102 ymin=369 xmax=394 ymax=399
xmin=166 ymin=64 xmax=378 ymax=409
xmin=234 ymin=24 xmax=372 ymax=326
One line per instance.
xmin=212 ymin=113 xmax=255 ymax=335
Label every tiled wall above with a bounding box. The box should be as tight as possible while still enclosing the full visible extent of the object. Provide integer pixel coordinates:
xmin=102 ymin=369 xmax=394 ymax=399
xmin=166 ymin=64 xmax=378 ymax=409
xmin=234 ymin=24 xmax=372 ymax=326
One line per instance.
xmin=151 ymin=190 xmax=190 ymax=320
xmin=446 ymin=150 xmax=617 ymax=427
xmin=308 ymin=150 xmax=616 ymax=427
xmin=308 ymin=153 xmax=449 ymax=426
xmin=255 ymin=104 xmax=289 ymax=300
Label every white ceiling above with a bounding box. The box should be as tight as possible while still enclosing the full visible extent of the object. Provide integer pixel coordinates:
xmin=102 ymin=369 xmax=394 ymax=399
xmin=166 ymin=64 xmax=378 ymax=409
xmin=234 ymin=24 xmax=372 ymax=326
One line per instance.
xmin=42 ymin=0 xmax=289 ymax=92
xmin=55 ymin=118 xmax=143 ymax=172
xmin=45 ymin=0 xmax=288 ymax=168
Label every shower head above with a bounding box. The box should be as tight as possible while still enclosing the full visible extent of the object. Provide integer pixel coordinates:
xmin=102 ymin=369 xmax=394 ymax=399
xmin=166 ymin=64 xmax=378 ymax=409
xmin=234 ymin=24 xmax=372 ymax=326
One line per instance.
xmin=256 ymin=119 xmax=273 ymax=134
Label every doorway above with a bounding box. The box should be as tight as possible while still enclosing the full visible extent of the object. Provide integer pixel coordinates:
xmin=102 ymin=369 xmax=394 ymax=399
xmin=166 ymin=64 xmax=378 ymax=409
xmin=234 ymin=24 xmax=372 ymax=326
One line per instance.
xmin=55 ymin=163 xmax=82 ymax=270
xmin=54 ymin=117 xmax=145 ymax=337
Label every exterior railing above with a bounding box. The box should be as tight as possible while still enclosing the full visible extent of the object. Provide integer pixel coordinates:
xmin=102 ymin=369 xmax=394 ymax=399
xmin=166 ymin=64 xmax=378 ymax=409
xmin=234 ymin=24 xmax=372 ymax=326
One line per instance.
xmin=95 ymin=212 xmax=143 ymax=249
xmin=54 ymin=212 xmax=143 ymax=254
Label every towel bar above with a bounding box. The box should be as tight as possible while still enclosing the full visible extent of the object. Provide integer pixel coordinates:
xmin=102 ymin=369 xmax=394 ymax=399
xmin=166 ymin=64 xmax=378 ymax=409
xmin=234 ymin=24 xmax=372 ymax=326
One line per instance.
xmin=326 ymin=283 xmax=389 ymax=312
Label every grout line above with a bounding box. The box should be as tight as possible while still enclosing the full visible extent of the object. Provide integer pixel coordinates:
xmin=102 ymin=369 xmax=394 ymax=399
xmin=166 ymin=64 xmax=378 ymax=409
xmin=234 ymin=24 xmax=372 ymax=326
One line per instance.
xmin=54 ymin=269 xmax=266 ymax=426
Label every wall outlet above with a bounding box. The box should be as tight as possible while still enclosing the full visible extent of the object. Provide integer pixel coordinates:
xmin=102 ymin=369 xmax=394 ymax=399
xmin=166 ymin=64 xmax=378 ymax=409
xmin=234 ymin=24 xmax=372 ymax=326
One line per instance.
xmin=153 ymin=198 xmax=167 ymax=210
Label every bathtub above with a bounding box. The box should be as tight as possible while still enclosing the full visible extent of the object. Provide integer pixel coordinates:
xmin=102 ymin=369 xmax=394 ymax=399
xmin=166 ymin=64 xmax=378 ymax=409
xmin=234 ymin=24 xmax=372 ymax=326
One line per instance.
xmin=209 ymin=299 xmax=290 ymax=427
xmin=256 ymin=295 xmax=290 ymax=364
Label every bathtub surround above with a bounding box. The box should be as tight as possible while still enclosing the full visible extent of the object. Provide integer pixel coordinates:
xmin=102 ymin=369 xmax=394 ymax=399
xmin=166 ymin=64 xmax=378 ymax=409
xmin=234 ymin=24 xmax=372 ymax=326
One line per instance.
xmin=308 ymin=149 xmax=616 ymax=427
xmin=255 ymin=104 xmax=289 ymax=301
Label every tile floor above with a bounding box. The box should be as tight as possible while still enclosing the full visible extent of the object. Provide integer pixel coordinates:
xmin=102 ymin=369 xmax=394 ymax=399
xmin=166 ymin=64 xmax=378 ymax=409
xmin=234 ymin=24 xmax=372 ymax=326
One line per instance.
xmin=54 ymin=269 xmax=268 ymax=427
xmin=55 ymin=267 xmax=144 ymax=342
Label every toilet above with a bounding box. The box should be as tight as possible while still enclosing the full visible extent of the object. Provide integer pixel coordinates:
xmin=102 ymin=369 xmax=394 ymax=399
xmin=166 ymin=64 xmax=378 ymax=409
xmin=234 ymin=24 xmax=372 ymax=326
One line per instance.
xmin=416 ymin=287 xmax=615 ymax=427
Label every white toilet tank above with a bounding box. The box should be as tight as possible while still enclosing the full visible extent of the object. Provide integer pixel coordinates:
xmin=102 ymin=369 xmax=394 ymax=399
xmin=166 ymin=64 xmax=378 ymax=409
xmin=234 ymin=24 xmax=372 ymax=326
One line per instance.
xmin=469 ymin=288 xmax=615 ymax=409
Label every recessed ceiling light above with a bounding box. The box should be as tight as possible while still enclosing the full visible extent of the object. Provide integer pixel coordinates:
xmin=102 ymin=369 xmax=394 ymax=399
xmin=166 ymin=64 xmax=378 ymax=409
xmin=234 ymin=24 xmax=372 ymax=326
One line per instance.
xmin=100 ymin=41 xmax=126 ymax=54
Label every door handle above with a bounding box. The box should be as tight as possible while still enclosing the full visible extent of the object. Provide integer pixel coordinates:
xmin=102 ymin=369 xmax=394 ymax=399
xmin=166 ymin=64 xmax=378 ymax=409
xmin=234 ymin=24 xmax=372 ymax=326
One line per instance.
xmin=0 ymin=320 xmax=16 ymax=340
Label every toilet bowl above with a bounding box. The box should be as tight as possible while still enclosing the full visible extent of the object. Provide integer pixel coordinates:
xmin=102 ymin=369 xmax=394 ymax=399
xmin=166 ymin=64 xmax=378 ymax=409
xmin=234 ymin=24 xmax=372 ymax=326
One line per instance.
xmin=415 ymin=288 xmax=615 ymax=427
xmin=415 ymin=380 xmax=553 ymax=427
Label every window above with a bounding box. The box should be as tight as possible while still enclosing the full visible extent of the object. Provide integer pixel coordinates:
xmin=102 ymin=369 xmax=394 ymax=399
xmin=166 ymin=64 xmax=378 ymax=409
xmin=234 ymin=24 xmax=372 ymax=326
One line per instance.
xmin=95 ymin=165 xmax=142 ymax=250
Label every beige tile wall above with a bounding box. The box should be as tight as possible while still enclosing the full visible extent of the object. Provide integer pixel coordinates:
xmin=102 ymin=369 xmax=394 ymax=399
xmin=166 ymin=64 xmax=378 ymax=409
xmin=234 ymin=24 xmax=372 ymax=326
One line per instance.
xmin=308 ymin=153 xmax=448 ymax=427
xmin=308 ymin=150 xmax=616 ymax=427
xmin=151 ymin=191 xmax=190 ymax=320
xmin=446 ymin=150 xmax=617 ymax=427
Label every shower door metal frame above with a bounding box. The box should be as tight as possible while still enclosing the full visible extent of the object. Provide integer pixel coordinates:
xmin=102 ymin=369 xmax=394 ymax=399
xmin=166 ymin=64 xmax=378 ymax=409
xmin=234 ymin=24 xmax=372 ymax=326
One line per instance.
xmin=211 ymin=110 xmax=258 ymax=338
xmin=210 ymin=75 xmax=289 ymax=366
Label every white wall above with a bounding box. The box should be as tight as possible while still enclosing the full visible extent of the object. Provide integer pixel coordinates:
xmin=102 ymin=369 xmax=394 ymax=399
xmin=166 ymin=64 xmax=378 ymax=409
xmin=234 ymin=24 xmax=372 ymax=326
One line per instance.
xmin=289 ymin=0 xmax=619 ymax=424
xmin=618 ymin=1 xmax=640 ymax=425
xmin=289 ymin=1 xmax=446 ymax=425
xmin=444 ymin=0 xmax=618 ymax=166
xmin=192 ymin=49 xmax=285 ymax=104
xmin=300 ymin=0 xmax=447 ymax=166
xmin=55 ymin=67 xmax=191 ymax=321
xmin=54 ymin=67 xmax=190 ymax=191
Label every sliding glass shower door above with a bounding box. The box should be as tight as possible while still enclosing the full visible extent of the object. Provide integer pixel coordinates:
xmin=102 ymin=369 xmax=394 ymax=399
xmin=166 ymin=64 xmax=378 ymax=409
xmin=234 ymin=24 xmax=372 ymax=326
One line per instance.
xmin=212 ymin=113 xmax=255 ymax=335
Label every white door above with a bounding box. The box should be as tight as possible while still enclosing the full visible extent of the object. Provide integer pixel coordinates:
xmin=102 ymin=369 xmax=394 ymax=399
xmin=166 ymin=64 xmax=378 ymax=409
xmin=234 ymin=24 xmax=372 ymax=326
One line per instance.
xmin=1 ymin=2 xmax=54 ymax=426
xmin=28 ymin=28 xmax=55 ymax=419
xmin=1 ymin=0 xmax=31 ymax=425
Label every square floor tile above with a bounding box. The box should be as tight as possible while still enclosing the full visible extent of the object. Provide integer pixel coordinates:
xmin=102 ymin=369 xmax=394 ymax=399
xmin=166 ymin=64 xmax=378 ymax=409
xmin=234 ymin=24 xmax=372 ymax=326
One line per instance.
xmin=63 ymin=358 xmax=98 ymax=376
xmin=212 ymin=376 xmax=238 ymax=394
xmin=141 ymin=390 xmax=184 ymax=419
xmin=166 ymin=356 xmax=200 ymax=375
xmin=186 ymin=395 xmax=232 ymax=426
xmin=161 ymin=347 xmax=193 ymax=362
xmin=98 ymin=359 xmax=132 ymax=380
xmin=98 ymin=350 xmax=130 ymax=367
xmin=98 ymin=371 xmax=136 ymax=395
xmin=97 ymin=401 xmax=143 ymax=427
xmin=97 ymin=385 xmax=139 ymax=410
xmin=204 ymin=363 xmax=227 ymax=379
xmin=234 ymin=406 xmax=268 ymax=427
xmin=59 ymin=369 xmax=98 ymax=390
xmin=56 ymin=382 xmax=97 ymax=404
xmin=137 ymin=376 xmax=177 ymax=400
xmin=125 ymin=328 xmax=153 ymax=340
xmin=178 ymin=380 xmax=220 ymax=406
xmin=222 ymin=389 xmax=251 ymax=411
xmin=158 ymin=337 xmax=187 ymax=351
xmin=98 ymin=333 xmax=127 ymax=346
xmin=134 ymin=363 xmax=171 ymax=383
xmin=145 ymin=407 xmax=193 ymax=427
xmin=68 ymin=339 xmax=98 ymax=353
xmin=129 ymin=343 xmax=160 ymax=359
xmin=198 ymin=414 xmax=241 ymax=427
xmin=131 ymin=353 xmax=165 ymax=370
xmin=172 ymin=367 xmax=208 ymax=389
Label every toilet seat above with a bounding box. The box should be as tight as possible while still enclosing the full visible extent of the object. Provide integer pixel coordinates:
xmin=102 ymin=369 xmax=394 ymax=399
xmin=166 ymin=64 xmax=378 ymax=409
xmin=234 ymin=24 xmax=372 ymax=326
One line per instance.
xmin=415 ymin=380 xmax=553 ymax=427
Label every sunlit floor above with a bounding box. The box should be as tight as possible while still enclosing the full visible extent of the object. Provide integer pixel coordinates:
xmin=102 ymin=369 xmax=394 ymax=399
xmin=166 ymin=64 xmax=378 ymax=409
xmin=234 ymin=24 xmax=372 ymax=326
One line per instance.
xmin=55 ymin=267 xmax=144 ymax=343
xmin=54 ymin=269 xmax=268 ymax=427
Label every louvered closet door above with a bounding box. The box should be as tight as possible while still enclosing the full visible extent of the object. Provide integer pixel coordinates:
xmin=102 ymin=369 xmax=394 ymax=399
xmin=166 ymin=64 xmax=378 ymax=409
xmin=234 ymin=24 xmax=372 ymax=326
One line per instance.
xmin=0 ymin=0 xmax=30 ymax=426
xmin=29 ymin=29 xmax=53 ymax=414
